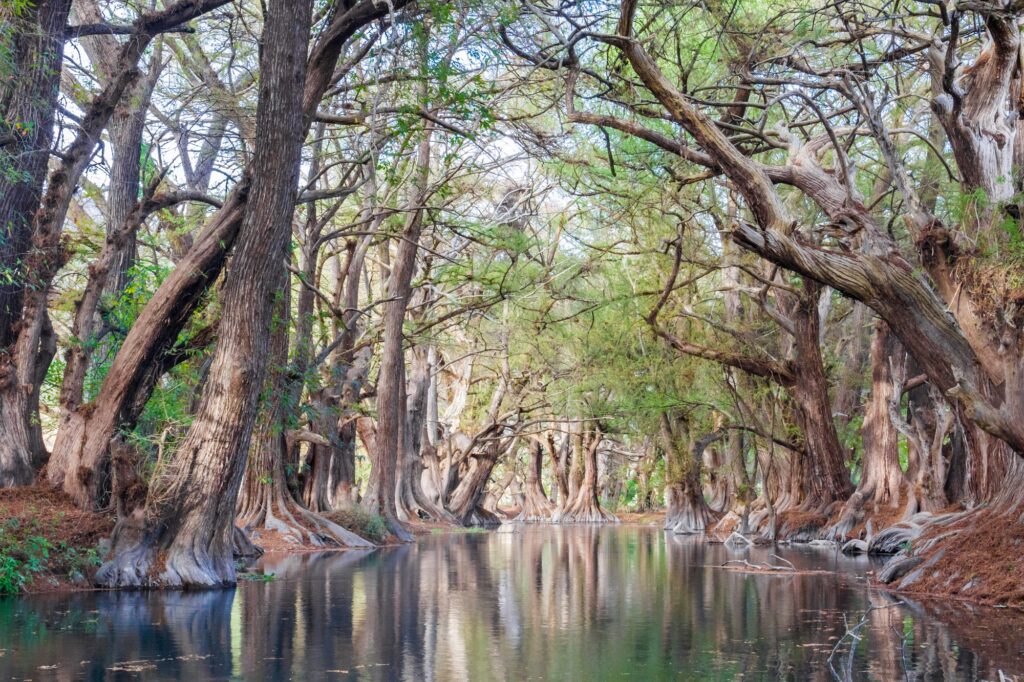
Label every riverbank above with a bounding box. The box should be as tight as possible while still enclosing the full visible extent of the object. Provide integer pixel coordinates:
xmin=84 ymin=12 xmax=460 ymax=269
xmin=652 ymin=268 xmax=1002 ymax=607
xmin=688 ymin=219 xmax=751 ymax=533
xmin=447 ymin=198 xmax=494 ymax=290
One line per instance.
xmin=2 ymin=487 xmax=1020 ymax=611
xmin=0 ymin=486 xmax=112 ymax=593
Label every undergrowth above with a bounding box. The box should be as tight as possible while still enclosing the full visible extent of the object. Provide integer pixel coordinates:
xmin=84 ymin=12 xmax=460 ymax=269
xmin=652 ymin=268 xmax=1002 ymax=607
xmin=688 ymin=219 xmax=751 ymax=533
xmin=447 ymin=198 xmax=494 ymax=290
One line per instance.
xmin=0 ymin=517 xmax=101 ymax=594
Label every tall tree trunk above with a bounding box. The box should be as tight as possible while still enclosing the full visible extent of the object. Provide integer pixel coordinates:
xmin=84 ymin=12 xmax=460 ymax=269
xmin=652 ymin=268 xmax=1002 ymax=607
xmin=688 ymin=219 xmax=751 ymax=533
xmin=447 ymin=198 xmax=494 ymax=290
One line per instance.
xmin=829 ymin=321 xmax=907 ymax=539
xmin=788 ymin=281 xmax=852 ymax=510
xmin=48 ymin=0 xmax=404 ymax=508
xmin=0 ymin=0 xmax=72 ymax=486
xmin=96 ymin=0 xmax=313 ymax=587
xmin=0 ymin=0 xmax=71 ymax=351
xmin=363 ymin=126 xmax=432 ymax=541
xmin=515 ymin=437 xmax=555 ymax=522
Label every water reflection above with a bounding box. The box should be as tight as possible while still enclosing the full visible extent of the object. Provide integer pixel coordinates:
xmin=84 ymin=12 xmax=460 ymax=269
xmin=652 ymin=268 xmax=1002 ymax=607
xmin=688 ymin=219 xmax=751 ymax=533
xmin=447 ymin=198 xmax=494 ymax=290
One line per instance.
xmin=0 ymin=527 xmax=1021 ymax=680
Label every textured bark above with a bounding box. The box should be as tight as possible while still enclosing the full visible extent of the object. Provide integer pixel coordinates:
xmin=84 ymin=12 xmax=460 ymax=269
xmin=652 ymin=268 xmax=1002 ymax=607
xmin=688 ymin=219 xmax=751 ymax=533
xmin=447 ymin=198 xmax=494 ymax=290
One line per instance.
xmin=0 ymin=0 xmax=72 ymax=351
xmin=554 ymin=427 xmax=617 ymax=524
xmin=238 ymin=294 xmax=371 ymax=550
xmin=50 ymin=0 xmax=407 ymax=508
xmin=96 ymin=0 xmax=312 ymax=587
xmin=0 ymin=0 xmax=72 ymax=486
xmin=365 ymin=124 xmax=432 ymax=540
xmin=661 ymin=416 xmax=719 ymax=534
xmin=787 ymin=281 xmax=852 ymax=509
xmin=445 ymin=435 xmax=509 ymax=528
xmin=829 ymin=322 xmax=907 ymax=539
xmin=396 ymin=343 xmax=453 ymax=522
xmin=515 ymin=438 xmax=555 ymax=522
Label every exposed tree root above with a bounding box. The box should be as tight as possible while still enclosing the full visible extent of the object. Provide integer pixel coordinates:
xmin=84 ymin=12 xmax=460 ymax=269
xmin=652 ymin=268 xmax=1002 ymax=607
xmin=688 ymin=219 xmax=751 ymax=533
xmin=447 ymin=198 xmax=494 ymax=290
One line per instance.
xmin=463 ymin=505 xmax=503 ymax=528
xmin=232 ymin=525 xmax=263 ymax=558
xmin=876 ymin=504 xmax=1024 ymax=607
xmin=552 ymin=503 xmax=618 ymax=524
xmin=239 ymin=494 xmax=374 ymax=550
xmin=663 ymin=482 xmax=720 ymax=534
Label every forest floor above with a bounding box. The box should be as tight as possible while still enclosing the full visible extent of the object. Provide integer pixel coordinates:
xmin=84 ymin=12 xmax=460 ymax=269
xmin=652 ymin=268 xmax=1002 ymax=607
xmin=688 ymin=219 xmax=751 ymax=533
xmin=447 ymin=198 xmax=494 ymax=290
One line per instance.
xmin=878 ymin=508 xmax=1024 ymax=609
xmin=0 ymin=486 xmax=113 ymax=593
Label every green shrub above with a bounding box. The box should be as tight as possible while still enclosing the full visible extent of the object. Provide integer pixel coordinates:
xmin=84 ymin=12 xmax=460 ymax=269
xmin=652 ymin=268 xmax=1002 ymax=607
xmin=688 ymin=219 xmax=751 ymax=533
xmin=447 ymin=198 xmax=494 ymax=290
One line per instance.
xmin=0 ymin=518 xmax=53 ymax=594
xmin=0 ymin=517 xmax=102 ymax=594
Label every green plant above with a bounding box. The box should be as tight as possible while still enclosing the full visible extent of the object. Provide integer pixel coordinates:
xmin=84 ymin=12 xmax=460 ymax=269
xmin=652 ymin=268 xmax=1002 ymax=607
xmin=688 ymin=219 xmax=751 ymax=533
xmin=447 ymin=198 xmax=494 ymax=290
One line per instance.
xmin=0 ymin=519 xmax=54 ymax=594
xmin=238 ymin=571 xmax=276 ymax=582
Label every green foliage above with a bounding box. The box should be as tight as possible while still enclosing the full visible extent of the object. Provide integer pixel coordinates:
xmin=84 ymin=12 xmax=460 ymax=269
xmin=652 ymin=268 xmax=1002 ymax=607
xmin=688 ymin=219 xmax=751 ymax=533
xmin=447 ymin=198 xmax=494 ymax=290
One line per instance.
xmin=238 ymin=571 xmax=277 ymax=582
xmin=0 ymin=517 xmax=101 ymax=595
xmin=0 ymin=519 xmax=51 ymax=595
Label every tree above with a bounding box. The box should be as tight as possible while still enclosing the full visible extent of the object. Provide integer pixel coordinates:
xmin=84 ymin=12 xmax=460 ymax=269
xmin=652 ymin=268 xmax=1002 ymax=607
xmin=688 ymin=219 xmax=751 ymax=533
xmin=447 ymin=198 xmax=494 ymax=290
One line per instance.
xmin=96 ymin=0 xmax=314 ymax=587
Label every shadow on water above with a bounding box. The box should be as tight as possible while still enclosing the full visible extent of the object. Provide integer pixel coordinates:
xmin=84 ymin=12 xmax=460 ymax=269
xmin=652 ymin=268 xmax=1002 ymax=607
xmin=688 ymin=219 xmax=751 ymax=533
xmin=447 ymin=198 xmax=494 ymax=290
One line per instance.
xmin=0 ymin=526 xmax=1021 ymax=680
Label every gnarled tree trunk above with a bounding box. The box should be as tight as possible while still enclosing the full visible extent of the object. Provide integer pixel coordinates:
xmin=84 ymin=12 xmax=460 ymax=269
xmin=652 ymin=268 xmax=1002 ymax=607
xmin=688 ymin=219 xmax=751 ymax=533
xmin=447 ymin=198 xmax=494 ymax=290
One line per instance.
xmin=555 ymin=426 xmax=617 ymax=524
xmin=515 ymin=437 xmax=555 ymax=522
xmin=829 ymin=321 xmax=907 ymax=539
xmin=661 ymin=415 xmax=718 ymax=534
xmin=96 ymin=0 xmax=312 ymax=587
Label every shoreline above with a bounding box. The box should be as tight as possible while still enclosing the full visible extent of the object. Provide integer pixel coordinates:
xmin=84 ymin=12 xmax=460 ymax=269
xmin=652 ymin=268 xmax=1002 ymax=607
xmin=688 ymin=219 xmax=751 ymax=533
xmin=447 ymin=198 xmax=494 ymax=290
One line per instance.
xmin=2 ymin=488 xmax=1020 ymax=612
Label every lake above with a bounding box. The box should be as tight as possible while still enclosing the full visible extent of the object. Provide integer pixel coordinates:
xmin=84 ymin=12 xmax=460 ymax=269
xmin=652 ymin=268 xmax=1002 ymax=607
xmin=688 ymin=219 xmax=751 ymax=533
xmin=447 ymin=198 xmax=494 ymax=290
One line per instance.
xmin=1 ymin=525 xmax=1021 ymax=680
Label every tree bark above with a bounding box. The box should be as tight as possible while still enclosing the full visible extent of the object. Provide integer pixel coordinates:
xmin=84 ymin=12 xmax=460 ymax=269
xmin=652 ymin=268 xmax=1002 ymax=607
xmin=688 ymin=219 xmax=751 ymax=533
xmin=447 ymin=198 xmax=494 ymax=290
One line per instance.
xmin=49 ymin=0 xmax=406 ymax=508
xmin=239 ymin=291 xmax=372 ymax=550
xmin=829 ymin=321 xmax=907 ymax=539
xmin=96 ymin=0 xmax=313 ymax=587
xmin=661 ymin=415 xmax=718 ymax=534
xmin=515 ymin=437 xmax=555 ymax=522
xmin=0 ymin=0 xmax=72 ymax=352
xmin=364 ymin=123 xmax=433 ymax=540
xmin=555 ymin=427 xmax=617 ymax=524
xmin=0 ymin=0 xmax=72 ymax=486
xmin=788 ymin=281 xmax=852 ymax=510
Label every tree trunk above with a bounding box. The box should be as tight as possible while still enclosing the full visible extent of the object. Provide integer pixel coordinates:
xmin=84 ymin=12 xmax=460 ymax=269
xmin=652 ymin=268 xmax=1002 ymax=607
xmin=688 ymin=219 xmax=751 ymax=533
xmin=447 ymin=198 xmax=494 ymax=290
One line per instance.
xmin=788 ymin=281 xmax=852 ymax=510
xmin=829 ymin=321 xmax=907 ymax=539
xmin=364 ymin=128 xmax=432 ymax=541
xmin=555 ymin=427 xmax=617 ymax=524
xmin=445 ymin=441 xmax=506 ymax=527
xmin=0 ymin=0 xmax=71 ymax=351
xmin=48 ymin=0 xmax=403 ymax=509
xmin=239 ymin=293 xmax=372 ymax=550
xmin=96 ymin=0 xmax=313 ymax=587
xmin=515 ymin=438 xmax=555 ymax=522
xmin=661 ymin=415 xmax=718 ymax=534
xmin=0 ymin=0 xmax=72 ymax=486
xmin=396 ymin=343 xmax=452 ymax=522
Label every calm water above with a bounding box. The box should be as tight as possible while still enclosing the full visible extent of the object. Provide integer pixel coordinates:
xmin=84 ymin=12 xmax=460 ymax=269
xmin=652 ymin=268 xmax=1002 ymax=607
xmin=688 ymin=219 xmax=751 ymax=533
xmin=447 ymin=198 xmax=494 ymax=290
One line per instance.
xmin=0 ymin=526 xmax=1021 ymax=681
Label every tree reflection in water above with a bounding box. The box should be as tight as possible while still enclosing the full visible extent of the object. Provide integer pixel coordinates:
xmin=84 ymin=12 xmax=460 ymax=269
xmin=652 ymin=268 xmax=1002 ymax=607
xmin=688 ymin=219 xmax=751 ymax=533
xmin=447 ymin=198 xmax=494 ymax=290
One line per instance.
xmin=0 ymin=527 xmax=1020 ymax=680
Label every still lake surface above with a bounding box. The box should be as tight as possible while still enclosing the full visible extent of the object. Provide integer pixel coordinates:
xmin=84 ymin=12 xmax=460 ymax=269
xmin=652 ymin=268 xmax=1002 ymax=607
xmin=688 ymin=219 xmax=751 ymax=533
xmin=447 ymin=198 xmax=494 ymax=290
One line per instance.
xmin=0 ymin=525 xmax=1021 ymax=681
